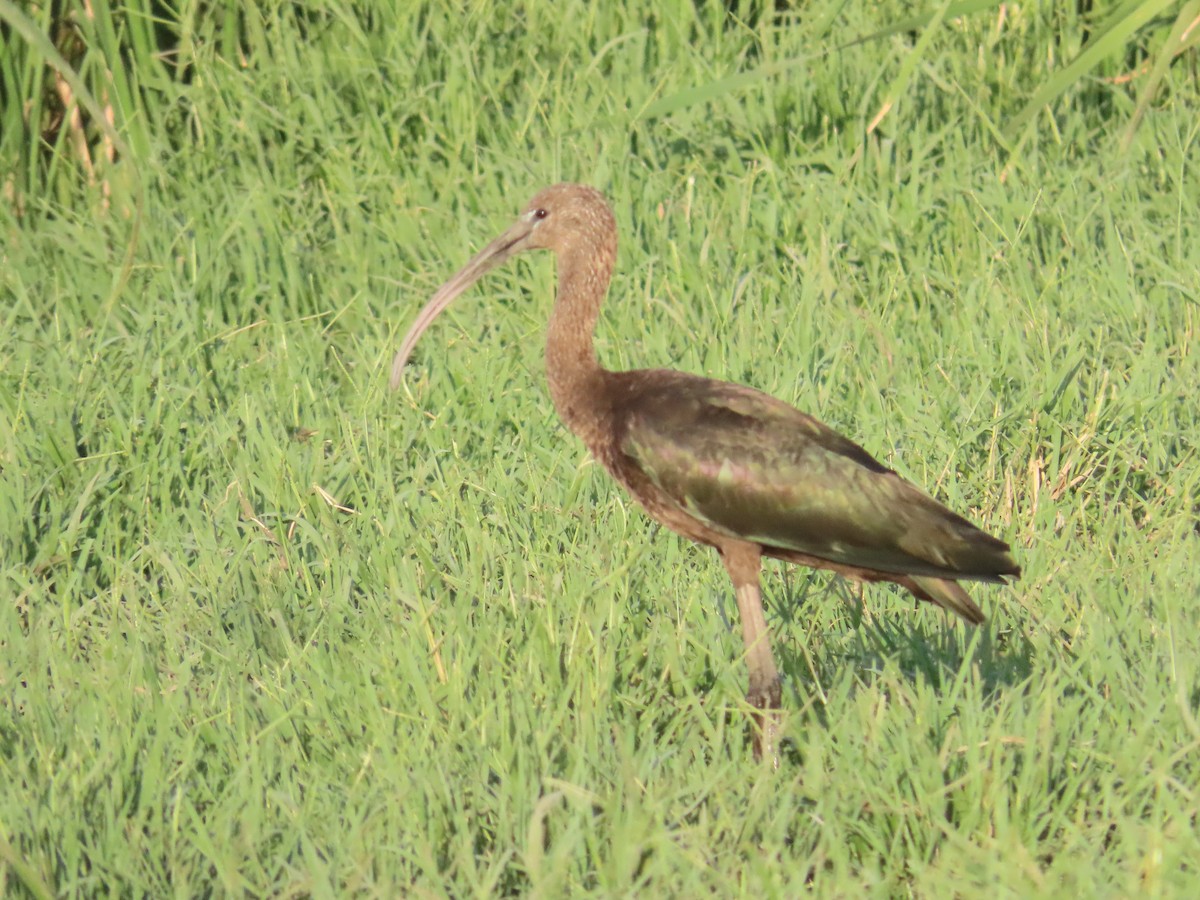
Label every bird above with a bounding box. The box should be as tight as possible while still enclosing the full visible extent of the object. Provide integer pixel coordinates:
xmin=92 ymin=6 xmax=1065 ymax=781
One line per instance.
xmin=390 ymin=183 xmax=1020 ymax=763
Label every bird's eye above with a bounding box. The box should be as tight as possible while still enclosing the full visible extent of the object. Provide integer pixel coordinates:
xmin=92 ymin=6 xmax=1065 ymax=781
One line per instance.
xmin=533 ymin=208 xmax=548 ymax=220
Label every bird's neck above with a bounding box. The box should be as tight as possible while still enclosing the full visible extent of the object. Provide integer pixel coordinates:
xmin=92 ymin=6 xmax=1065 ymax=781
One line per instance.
xmin=545 ymin=237 xmax=616 ymax=441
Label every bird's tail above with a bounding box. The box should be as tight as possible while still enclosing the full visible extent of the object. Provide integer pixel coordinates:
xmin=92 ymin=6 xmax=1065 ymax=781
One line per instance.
xmin=908 ymin=575 xmax=986 ymax=625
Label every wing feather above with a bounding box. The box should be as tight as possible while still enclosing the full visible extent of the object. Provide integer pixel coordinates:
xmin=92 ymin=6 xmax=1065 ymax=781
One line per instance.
xmin=619 ymin=373 xmax=1017 ymax=581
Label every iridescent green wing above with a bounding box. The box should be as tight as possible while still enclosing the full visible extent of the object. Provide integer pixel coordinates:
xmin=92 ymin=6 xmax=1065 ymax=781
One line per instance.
xmin=620 ymin=375 xmax=1013 ymax=580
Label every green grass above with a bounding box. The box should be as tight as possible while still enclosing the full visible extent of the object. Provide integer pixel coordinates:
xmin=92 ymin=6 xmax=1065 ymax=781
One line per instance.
xmin=2 ymin=0 xmax=1198 ymax=895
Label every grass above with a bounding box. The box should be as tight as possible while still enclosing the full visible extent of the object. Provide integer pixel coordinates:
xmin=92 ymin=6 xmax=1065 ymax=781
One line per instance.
xmin=2 ymin=0 xmax=1198 ymax=895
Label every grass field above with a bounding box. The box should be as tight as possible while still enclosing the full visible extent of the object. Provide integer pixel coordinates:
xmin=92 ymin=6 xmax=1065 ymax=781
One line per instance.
xmin=2 ymin=1 xmax=1199 ymax=895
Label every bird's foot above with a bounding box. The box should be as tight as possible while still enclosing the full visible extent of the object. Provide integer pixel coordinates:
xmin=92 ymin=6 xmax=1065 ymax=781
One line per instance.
xmin=748 ymin=679 xmax=783 ymax=769
xmin=753 ymin=708 xmax=783 ymax=769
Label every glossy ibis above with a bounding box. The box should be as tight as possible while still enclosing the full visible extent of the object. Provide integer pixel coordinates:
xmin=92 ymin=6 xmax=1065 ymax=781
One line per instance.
xmin=391 ymin=183 xmax=1019 ymax=763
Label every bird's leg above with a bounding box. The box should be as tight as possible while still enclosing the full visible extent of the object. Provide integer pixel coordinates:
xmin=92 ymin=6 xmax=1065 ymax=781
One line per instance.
xmin=721 ymin=542 xmax=782 ymax=766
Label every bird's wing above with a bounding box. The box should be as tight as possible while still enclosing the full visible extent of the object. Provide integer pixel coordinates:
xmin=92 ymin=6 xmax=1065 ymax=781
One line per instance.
xmin=619 ymin=375 xmax=1016 ymax=581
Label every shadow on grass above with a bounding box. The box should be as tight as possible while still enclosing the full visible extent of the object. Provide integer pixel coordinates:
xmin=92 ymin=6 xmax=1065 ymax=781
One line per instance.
xmin=780 ymin=572 xmax=1032 ymax=680
xmin=763 ymin=573 xmax=1037 ymax=761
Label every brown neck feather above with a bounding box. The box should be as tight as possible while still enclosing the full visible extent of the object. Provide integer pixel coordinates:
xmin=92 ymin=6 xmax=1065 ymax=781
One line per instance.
xmin=544 ymin=223 xmax=616 ymax=443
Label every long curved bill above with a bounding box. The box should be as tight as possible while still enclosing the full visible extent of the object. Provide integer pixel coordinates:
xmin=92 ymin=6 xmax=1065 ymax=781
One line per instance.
xmin=389 ymin=217 xmax=535 ymax=390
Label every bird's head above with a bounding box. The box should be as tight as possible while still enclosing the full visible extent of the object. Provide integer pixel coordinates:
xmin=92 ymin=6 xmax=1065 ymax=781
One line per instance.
xmin=515 ymin=183 xmax=614 ymax=254
xmin=389 ymin=183 xmax=614 ymax=389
